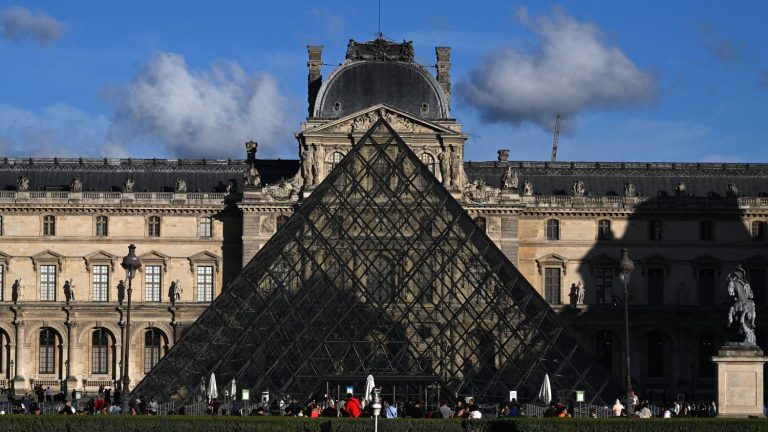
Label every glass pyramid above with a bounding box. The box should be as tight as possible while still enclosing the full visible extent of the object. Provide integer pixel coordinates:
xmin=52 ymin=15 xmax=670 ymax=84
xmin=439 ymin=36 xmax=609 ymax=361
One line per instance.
xmin=135 ymin=119 xmax=619 ymax=404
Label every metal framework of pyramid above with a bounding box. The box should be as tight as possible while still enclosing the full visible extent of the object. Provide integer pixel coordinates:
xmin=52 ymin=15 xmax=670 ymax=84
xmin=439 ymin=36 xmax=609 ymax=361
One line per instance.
xmin=135 ymin=119 xmax=619 ymax=404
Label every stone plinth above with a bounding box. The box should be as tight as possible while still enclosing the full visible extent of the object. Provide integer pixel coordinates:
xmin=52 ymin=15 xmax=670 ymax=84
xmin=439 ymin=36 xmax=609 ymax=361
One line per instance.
xmin=712 ymin=345 xmax=768 ymax=417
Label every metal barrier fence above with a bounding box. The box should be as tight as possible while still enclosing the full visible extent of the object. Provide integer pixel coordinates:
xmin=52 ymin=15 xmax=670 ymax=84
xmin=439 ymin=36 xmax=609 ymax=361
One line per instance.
xmin=522 ymin=403 xmax=613 ymax=418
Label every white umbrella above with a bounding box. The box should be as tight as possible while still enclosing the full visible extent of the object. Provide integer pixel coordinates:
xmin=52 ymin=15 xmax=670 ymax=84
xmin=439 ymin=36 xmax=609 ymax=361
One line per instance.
xmin=538 ymin=373 xmax=552 ymax=404
xmin=208 ymin=372 xmax=218 ymax=401
xmin=229 ymin=379 xmax=237 ymax=400
xmin=364 ymin=374 xmax=375 ymax=407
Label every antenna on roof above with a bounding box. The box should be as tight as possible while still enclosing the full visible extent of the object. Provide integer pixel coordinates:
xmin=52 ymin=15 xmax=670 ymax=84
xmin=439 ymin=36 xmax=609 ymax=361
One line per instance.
xmin=377 ymin=0 xmax=382 ymax=39
xmin=550 ymin=114 xmax=561 ymax=162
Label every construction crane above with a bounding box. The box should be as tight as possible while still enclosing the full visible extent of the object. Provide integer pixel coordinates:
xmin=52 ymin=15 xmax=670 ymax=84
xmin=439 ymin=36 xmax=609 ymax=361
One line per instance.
xmin=550 ymin=114 xmax=561 ymax=162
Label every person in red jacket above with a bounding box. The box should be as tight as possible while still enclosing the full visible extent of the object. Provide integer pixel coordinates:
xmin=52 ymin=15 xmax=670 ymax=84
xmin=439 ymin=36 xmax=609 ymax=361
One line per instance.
xmin=344 ymin=393 xmax=362 ymax=418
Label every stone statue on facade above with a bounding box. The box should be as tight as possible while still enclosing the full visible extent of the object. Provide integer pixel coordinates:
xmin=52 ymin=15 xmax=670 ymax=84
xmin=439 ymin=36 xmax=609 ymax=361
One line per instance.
xmin=124 ymin=178 xmax=135 ymax=193
xmin=522 ymin=180 xmax=534 ymax=196
xmin=70 ymin=177 xmax=83 ymax=192
xmin=502 ymin=167 xmax=519 ymax=190
xmin=11 ymin=279 xmax=22 ymax=303
xmin=17 ymin=175 xmax=29 ymax=192
xmin=117 ymin=280 xmax=125 ymax=306
xmin=675 ymin=182 xmax=687 ymax=196
xmin=63 ymin=279 xmax=75 ymax=304
xmin=624 ymin=182 xmax=636 ymax=197
xmin=438 ymin=148 xmax=450 ymax=186
xmin=244 ymin=164 xmax=261 ymax=188
xmin=175 ymin=177 xmax=187 ymax=193
xmin=168 ymin=280 xmax=181 ymax=305
xmin=301 ymin=144 xmax=316 ymax=187
xmin=226 ymin=179 xmax=236 ymax=194
xmin=727 ymin=183 xmax=739 ymax=197
xmin=449 ymin=146 xmax=461 ymax=188
xmin=572 ymin=180 xmax=586 ymax=196
xmin=312 ymin=145 xmax=323 ymax=185
xmin=726 ymin=265 xmax=757 ymax=346
xmin=568 ymin=282 xmax=585 ymax=307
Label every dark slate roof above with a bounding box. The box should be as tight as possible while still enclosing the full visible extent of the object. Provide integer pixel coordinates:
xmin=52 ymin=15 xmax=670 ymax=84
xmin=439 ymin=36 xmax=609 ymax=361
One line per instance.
xmin=0 ymin=158 xmax=300 ymax=193
xmin=465 ymin=161 xmax=768 ymax=197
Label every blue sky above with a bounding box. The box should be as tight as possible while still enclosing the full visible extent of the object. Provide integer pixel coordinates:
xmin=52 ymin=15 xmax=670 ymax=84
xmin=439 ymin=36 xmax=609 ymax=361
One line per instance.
xmin=1 ymin=1 xmax=766 ymax=162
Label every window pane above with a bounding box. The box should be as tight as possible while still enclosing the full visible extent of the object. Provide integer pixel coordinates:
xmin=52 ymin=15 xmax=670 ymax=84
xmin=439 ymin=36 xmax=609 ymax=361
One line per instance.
xmin=148 ymin=217 xmax=161 ymax=237
xmin=96 ymin=216 xmax=108 ymax=236
xmin=698 ymin=332 xmax=715 ymax=378
xmin=145 ymin=265 xmax=162 ymax=302
xmin=144 ymin=329 xmax=163 ymax=373
xmin=598 ymin=220 xmax=611 ymax=240
xmin=92 ymin=265 xmax=109 ymax=302
xmin=544 ymin=268 xmax=561 ymax=304
xmin=647 ymin=268 xmax=664 ymax=306
xmin=40 ymin=265 xmax=57 ymax=301
xmin=594 ymin=267 xmax=613 ymax=304
xmin=546 ymin=220 xmax=559 ymax=240
xmin=199 ymin=217 xmax=212 ymax=237
xmin=750 ymin=268 xmax=765 ymax=306
xmin=647 ymin=332 xmax=665 ymax=377
xmin=197 ymin=265 xmax=214 ymax=302
xmin=91 ymin=329 xmax=109 ymax=374
xmin=39 ymin=329 xmax=56 ymax=374
xmin=698 ymin=268 xmax=715 ymax=306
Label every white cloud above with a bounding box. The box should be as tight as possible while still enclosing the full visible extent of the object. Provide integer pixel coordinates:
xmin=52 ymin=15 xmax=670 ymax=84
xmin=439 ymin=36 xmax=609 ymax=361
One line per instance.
xmin=108 ymin=52 xmax=291 ymax=158
xmin=0 ymin=6 xmax=63 ymax=45
xmin=0 ymin=104 xmax=110 ymax=156
xmin=457 ymin=8 xmax=657 ymax=130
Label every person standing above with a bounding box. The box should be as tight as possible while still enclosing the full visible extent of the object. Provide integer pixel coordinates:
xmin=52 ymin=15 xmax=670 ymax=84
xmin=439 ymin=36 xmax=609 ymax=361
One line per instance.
xmin=383 ymin=399 xmax=397 ymax=418
xmin=344 ymin=393 xmax=362 ymax=418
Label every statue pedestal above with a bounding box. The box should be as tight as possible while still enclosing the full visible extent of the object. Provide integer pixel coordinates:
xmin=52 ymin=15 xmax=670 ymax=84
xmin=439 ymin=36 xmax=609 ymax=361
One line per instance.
xmin=711 ymin=345 xmax=768 ymax=417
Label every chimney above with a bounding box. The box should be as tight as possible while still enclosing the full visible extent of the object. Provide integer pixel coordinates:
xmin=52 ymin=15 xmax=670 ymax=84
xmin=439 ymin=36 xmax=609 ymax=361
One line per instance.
xmin=498 ymin=149 xmax=510 ymax=162
xmin=435 ymin=46 xmax=451 ymax=111
xmin=307 ymin=45 xmax=323 ymax=117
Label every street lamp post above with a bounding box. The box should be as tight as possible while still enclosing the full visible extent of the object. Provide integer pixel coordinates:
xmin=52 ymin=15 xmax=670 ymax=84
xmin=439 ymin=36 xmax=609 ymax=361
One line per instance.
xmin=371 ymin=388 xmax=381 ymax=432
xmin=9 ymin=360 xmax=14 ymax=392
xmin=619 ymin=248 xmax=635 ymax=416
xmin=120 ymin=244 xmax=142 ymax=415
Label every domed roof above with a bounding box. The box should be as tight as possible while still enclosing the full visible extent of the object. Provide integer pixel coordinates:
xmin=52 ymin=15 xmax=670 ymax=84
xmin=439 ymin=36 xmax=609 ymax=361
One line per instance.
xmin=313 ymin=39 xmax=449 ymax=120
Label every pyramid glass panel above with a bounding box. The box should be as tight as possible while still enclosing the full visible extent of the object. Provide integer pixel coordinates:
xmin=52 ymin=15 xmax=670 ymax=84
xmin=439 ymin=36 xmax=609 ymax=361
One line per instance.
xmin=134 ymin=119 xmax=620 ymax=404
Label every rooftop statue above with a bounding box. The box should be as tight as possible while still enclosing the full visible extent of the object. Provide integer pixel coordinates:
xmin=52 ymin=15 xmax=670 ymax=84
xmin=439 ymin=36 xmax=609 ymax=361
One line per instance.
xmin=726 ymin=265 xmax=757 ymax=346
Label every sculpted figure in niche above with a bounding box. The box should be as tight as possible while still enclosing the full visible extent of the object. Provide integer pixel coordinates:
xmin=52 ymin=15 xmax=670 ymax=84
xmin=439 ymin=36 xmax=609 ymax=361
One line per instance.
xmin=624 ymin=182 xmax=636 ymax=197
xmin=124 ymin=178 xmax=135 ymax=193
xmin=168 ymin=280 xmax=181 ymax=305
xmin=11 ymin=279 xmax=22 ymax=303
xmin=502 ymin=167 xmax=519 ymax=190
xmin=438 ymin=148 xmax=450 ymax=186
xmin=522 ymin=180 xmax=534 ymax=196
xmin=301 ymin=144 xmax=315 ymax=187
xmin=449 ymin=145 xmax=461 ymax=187
xmin=70 ymin=177 xmax=83 ymax=192
xmin=675 ymin=182 xmax=687 ymax=196
xmin=117 ymin=280 xmax=126 ymax=306
xmin=17 ymin=175 xmax=29 ymax=192
xmin=727 ymin=182 xmax=739 ymax=197
xmin=572 ymin=180 xmax=586 ymax=196
xmin=63 ymin=279 xmax=75 ymax=304
xmin=175 ymin=177 xmax=187 ymax=193
xmin=311 ymin=144 xmax=323 ymax=185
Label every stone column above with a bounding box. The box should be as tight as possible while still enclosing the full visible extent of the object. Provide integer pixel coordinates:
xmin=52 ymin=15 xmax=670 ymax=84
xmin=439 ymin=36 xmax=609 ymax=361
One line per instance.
xmin=12 ymin=320 xmax=26 ymax=396
xmin=307 ymin=45 xmax=323 ymax=117
xmin=66 ymin=321 xmax=78 ymax=391
xmin=712 ymin=345 xmax=768 ymax=417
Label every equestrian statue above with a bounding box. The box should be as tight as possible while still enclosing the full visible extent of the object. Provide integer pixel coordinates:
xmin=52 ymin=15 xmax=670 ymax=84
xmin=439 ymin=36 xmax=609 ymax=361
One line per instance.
xmin=726 ymin=265 xmax=757 ymax=346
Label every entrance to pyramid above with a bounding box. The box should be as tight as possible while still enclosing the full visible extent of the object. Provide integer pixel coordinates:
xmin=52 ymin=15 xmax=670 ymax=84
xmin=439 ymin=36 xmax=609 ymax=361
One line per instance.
xmin=135 ymin=119 xmax=620 ymax=405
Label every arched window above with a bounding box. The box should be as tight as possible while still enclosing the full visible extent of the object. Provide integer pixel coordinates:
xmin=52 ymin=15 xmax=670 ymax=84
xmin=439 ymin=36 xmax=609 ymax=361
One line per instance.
xmin=43 ymin=215 xmax=56 ymax=236
xmin=597 ymin=220 xmax=611 ymax=240
xmin=698 ymin=331 xmax=716 ymax=378
xmin=419 ymin=152 xmax=436 ymax=174
xmin=647 ymin=331 xmax=667 ymax=377
xmin=92 ymin=328 xmax=111 ymax=375
xmin=144 ymin=329 xmax=164 ymax=373
xmin=474 ymin=216 xmax=487 ymax=233
xmin=39 ymin=328 xmax=57 ymax=374
xmin=367 ymin=256 xmax=394 ymax=304
xmin=546 ymin=219 xmax=560 ymax=241
xmin=276 ymin=215 xmax=289 ymax=232
xmin=96 ymin=216 xmax=108 ymax=237
xmin=148 ymin=216 xmax=161 ymax=238
xmin=326 ymin=151 xmax=344 ymax=174
xmin=198 ymin=217 xmax=212 ymax=238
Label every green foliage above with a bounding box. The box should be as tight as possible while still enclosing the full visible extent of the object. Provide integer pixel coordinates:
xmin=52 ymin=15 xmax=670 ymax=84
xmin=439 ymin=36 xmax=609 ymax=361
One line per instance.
xmin=2 ymin=416 xmax=768 ymax=432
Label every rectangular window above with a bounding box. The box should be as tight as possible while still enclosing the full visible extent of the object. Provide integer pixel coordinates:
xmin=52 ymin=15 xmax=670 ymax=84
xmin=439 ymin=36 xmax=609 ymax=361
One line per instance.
xmin=700 ymin=220 xmax=713 ymax=241
xmin=752 ymin=221 xmax=765 ymax=241
xmin=92 ymin=265 xmax=109 ymax=302
xmin=144 ymin=345 xmax=160 ymax=374
xmin=750 ymin=268 xmax=765 ymax=306
xmin=594 ymin=267 xmax=613 ymax=304
xmin=597 ymin=220 xmax=612 ymax=241
xmin=40 ymin=264 xmax=57 ymax=301
xmin=647 ymin=268 xmax=664 ymax=306
xmin=546 ymin=220 xmax=560 ymax=241
xmin=196 ymin=265 xmax=214 ymax=302
xmin=92 ymin=345 xmax=107 ymax=375
xmin=199 ymin=217 xmax=212 ymax=238
xmin=145 ymin=265 xmax=162 ymax=302
xmin=0 ymin=264 xmax=3 ymax=302
xmin=649 ymin=220 xmax=663 ymax=241
xmin=544 ymin=268 xmax=561 ymax=304
xmin=698 ymin=268 xmax=716 ymax=306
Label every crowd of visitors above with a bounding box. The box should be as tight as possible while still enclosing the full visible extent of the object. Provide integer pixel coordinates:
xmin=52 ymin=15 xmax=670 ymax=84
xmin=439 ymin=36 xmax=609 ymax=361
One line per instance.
xmin=610 ymin=393 xmax=718 ymax=418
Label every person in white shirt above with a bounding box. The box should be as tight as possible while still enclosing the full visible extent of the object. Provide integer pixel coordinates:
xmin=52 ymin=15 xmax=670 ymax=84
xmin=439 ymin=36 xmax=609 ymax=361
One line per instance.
xmin=612 ymin=399 xmax=624 ymax=416
xmin=468 ymin=405 xmax=482 ymax=419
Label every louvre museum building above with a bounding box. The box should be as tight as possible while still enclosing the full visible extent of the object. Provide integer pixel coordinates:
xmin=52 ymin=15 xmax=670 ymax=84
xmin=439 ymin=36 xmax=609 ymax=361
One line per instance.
xmin=1 ymin=37 xmax=767 ymax=405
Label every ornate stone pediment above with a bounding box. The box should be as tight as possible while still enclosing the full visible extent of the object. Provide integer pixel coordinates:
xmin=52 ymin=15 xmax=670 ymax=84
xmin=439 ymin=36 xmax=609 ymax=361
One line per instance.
xmin=139 ymin=250 xmax=170 ymax=272
xmin=535 ymin=253 xmax=569 ymax=275
xmin=187 ymin=251 xmax=221 ymax=273
xmin=302 ymin=104 xmax=459 ymax=136
xmin=84 ymin=250 xmax=117 ymax=272
xmin=31 ymin=250 xmax=64 ymax=271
